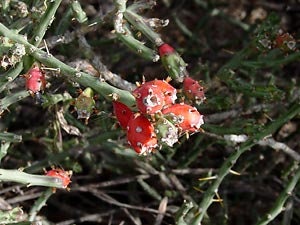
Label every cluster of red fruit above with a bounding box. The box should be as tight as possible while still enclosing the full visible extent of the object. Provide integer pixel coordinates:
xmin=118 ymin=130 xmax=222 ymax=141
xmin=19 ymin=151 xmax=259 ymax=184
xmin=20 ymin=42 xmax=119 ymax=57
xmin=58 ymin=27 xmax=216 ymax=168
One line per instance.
xmin=113 ymin=76 xmax=205 ymax=155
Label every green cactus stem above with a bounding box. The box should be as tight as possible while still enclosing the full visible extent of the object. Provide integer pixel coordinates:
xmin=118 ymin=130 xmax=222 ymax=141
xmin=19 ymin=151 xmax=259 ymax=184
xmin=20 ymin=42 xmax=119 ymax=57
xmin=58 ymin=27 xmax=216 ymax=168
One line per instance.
xmin=30 ymin=0 xmax=63 ymax=47
xmin=0 ymin=168 xmax=65 ymax=188
xmin=29 ymin=188 xmax=54 ymax=222
xmin=71 ymin=0 xmax=88 ymax=24
xmin=115 ymin=23 xmax=160 ymax=62
xmin=0 ymin=90 xmax=30 ymax=115
xmin=42 ymin=92 xmax=73 ymax=107
xmin=113 ymin=0 xmax=159 ymax=62
xmin=191 ymin=102 xmax=300 ymax=224
xmin=126 ymin=0 xmax=157 ymax=12
xmin=255 ymin=164 xmax=300 ymax=225
xmin=0 ymin=132 xmax=22 ymax=143
xmin=0 ymin=142 xmax=10 ymax=163
xmin=124 ymin=9 xmax=163 ymax=46
xmin=0 ymin=22 xmax=136 ymax=107
xmin=175 ymin=201 xmax=194 ymax=225
xmin=0 ymin=62 xmax=23 ymax=93
xmin=137 ymin=179 xmax=162 ymax=201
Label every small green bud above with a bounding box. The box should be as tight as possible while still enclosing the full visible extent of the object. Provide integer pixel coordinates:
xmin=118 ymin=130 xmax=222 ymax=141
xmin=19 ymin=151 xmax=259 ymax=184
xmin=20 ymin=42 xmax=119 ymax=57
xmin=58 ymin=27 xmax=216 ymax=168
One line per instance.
xmin=74 ymin=87 xmax=95 ymax=120
xmin=155 ymin=117 xmax=178 ymax=147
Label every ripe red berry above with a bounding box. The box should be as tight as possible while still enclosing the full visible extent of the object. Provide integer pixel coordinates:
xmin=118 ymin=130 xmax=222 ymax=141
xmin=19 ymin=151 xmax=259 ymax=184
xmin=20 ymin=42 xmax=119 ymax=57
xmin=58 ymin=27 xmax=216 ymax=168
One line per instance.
xmin=133 ymin=82 xmax=165 ymax=114
xmin=158 ymin=43 xmax=175 ymax=56
xmin=127 ymin=113 xmax=157 ymax=154
xmin=113 ymin=101 xmax=134 ymax=129
xmin=46 ymin=169 xmax=71 ymax=188
xmin=25 ymin=65 xmax=46 ymax=94
xmin=146 ymin=79 xmax=177 ymax=106
xmin=183 ymin=77 xmax=205 ymax=103
xmin=162 ymin=103 xmax=204 ymax=133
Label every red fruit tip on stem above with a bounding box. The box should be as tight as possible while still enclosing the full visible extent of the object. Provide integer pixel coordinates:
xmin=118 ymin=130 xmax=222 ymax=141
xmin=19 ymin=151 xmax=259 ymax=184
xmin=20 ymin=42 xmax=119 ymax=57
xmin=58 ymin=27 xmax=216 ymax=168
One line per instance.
xmin=158 ymin=43 xmax=175 ymax=56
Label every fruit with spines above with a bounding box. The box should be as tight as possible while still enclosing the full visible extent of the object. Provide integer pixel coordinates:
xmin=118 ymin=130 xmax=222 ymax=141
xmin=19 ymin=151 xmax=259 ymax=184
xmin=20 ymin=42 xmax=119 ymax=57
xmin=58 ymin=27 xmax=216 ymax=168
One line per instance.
xmin=162 ymin=103 xmax=204 ymax=133
xmin=133 ymin=82 xmax=165 ymax=114
xmin=113 ymin=101 xmax=134 ymax=129
xmin=127 ymin=113 xmax=158 ymax=154
xmin=46 ymin=168 xmax=72 ymax=189
xmin=146 ymin=79 xmax=177 ymax=106
xmin=25 ymin=64 xmax=46 ymax=94
xmin=24 ymin=63 xmax=46 ymax=103
xmin=183 ymin=77 xmax=205 ymax=103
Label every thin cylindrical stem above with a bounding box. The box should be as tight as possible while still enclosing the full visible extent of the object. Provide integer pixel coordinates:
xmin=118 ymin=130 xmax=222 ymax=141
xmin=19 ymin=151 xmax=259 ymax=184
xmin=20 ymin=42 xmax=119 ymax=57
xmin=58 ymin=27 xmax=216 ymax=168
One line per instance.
xmin=191 ymin=102 xmax=300 ymax=224
xmin=255 ymin=165 xmax=300 ymax=225
xmin=29 ymin=188 xmax=54 ymax=222
xmin=0 ymin=169 xmax=64 ymax=188
xmin=31 ymin=0 xmax=63 ymax=47
xmin=0 ymin=22 xmax=136 ymax=107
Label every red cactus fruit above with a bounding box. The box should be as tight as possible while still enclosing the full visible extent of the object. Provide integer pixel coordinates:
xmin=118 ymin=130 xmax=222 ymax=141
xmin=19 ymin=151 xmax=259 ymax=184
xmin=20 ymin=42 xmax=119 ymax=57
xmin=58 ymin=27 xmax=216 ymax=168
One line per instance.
xmin=158 ymin=43 xmax=175 ymax=56
xmin=24 ymin=64 xmax=46 ymax=94
xmin=162 ymin=103 xmax=204 ymax=133
xmin=127 ymin=113 xmax=158 ymax=154
xmin=146 ymin=79 xmax=177 ymax=106
xmin=113 ymin=101 xmax=134 ymax=129
xmin=133 ymin=82 xmax=165 ymax=114
xmin=183 ymin=77 xmax=205 ymax=103
xmin=46 ymin=168 xmax=72 ymax=188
